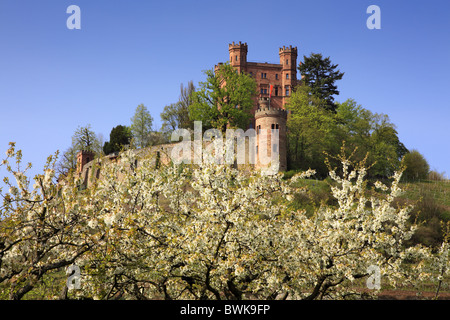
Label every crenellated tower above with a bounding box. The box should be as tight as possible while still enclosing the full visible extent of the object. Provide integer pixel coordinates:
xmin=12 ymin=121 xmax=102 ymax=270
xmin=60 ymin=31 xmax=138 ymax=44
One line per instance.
xmin=228 ymin=41 xmax=248 ymax=73
xmin=279 ymin=45 xmax=298 ymax=105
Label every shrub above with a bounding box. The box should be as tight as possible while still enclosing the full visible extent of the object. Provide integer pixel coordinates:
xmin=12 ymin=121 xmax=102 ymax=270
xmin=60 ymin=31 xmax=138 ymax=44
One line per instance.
xmin=428 ymin=170 xmax=448 ymax=181
xmin=401 ymin=149 xmax=430 ymax=181
xmin=406 ymin=192 xmax=448 ymax=248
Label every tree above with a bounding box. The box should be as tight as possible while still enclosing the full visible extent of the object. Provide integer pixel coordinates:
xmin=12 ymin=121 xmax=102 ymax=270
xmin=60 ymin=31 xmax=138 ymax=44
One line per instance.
xmin=1 ymin=143 xmax=447 ymax=300
xmin=130 ymin=104 xmax=154 ymax=148
xmin=161 ymin=81 xmax=196 ymax=133
xmin=335 ymin=99 xmax=408 ymax=178
xmin=67 ymin=147 xmax=444 ymax=300
xmin=71 ymin=124 xmax=101 ymax=154
xmin=402 ymin=149 xmax=430 ymax=181
xmin=0 ymin=143 xmax=100 ymax=299
xmin=160 ymin=103 xmax=179 ymax=133
xmin=56 ymin=146 xmax=78 ymax=177
xmin=103 ymin=125 xmax=132 ymax=155
xmin=178 ymin=80 xmax=196 ymax=130
xmin=286 ymin=94 xmax=408 ymax=179
xmin=336 ymin=99 xmax=408 ymax=178
xmin=56 ymin=125 xmax=101 ymax=177
xmin=286 ymin=86 xmax=338 ymax=176
xmin=298 ymin=53 xmax=344 ymax=112
xmin=189 ymin=63 xmax=257 ymax=132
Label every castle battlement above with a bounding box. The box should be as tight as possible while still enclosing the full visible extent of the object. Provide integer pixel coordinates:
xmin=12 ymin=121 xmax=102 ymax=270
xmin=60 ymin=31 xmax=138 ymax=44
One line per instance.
xmin=279 ymin=45 xmax=297 ymax=55
xmin=255 ymin=107 xmax=288 ymax=120
xmin=229 ymin=41 xmax=248 ymax=50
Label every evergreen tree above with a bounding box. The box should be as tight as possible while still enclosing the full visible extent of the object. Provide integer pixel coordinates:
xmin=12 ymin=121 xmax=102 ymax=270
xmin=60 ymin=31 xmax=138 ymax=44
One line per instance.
xmin=298 ymin=53 xmax=344 ymax=112
xmin=103 ymin=125 xmax=132 ymax=155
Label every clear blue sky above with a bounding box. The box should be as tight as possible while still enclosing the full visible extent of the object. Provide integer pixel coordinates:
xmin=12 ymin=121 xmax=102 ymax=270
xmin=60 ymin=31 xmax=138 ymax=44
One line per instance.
xmin=1 ymin=0 xmax=449 ymax=179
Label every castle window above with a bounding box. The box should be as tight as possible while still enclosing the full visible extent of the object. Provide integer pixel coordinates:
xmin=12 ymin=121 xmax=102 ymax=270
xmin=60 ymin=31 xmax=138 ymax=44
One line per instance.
xmin=285 ymin=87 xmax=289 ymax=96
xmin=286 ymin=73 xmax=289 ymax=79
xmin=276 ymin=124 xmax=279 ymax=129
xmin=275 ymin=87 xmax=278 ymax=96
xmin=261 ymin=73 xmax=267 ymax=79
xmin=286 ymin=59 xmax=289 ymax=65
xmin=275 ymin=74 xmax=278 ymax=80
xmin=236 ymin=55 xmax=238 ymax=61
xmin=260 ymin=88 xmax=264 ymax=94
xmin=271 ymin=124 xmax=275 ymax=129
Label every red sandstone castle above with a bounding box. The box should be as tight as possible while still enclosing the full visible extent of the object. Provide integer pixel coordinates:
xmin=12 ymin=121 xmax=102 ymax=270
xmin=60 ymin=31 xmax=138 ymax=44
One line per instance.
xmin=222 ymin=41 xmax=299 ymax=114
xmin=217 ymin=41 xmax=300 ymax=171
xmin=76 ymin=42 xmax=298 ymax=182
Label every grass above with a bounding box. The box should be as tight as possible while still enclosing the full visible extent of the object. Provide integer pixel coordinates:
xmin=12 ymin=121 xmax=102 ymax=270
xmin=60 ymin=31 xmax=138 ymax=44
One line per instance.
xmin=399 ymin=179 xmax=450 ymax=220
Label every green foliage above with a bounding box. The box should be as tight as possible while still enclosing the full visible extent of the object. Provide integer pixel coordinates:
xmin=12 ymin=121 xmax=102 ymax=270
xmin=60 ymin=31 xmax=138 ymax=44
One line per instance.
xmin=334 ymin=99 xmax=408 ymax=178
xmin=298 ymin=53 xmax=344 ymax=112
xmin=401 ymin=149 xmax=430 ymax=181
xmin=189 ymin=63 xmax=257 ymax=132
xmin=160 ymin=103 xmax=180 ymax=132
xmin=286 ymin=91 xmax=409 ymax=179
xmin=286 ymin=86 xmax=339 ymax=177
xmin=103 ymin=125 xmax=132 ymax=155
xmin=130 ymin=104 xmax=154 ymax=148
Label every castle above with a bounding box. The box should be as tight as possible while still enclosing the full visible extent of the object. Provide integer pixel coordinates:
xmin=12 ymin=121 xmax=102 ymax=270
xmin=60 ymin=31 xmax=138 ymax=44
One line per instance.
xmin=216 ymin=41 xmax=299 ymax=171
xmin=76 ymin=42 xmax=299 ymax=185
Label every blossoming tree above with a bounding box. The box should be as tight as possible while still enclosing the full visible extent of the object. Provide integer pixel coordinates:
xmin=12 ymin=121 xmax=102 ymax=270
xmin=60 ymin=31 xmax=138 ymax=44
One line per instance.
xmin=0 ymin=142 xmax=448 ymax=300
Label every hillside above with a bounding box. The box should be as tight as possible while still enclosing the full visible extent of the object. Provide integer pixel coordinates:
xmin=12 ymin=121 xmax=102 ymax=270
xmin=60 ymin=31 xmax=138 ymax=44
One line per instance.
xmin=285 ymin=174 xmax=450 ymax=299
xmin=286 ymin=174 xmax=450 ymax=246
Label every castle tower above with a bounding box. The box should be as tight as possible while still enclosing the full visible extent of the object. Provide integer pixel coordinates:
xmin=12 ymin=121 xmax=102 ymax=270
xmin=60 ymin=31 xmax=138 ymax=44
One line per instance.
xmin=76 ymin=150 xmax=95 ymax=174
xmin=229 ymin=41 xmax=248 ymax=73
xmin=255 ymin=97 xmax=287 ymax=171
xmin=279 ymin=45 xmax=298 ymax=105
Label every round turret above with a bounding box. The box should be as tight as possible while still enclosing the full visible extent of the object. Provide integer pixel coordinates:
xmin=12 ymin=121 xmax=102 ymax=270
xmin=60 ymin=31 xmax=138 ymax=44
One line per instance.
xmin=255 ymin=98 xmax=287 ymax=171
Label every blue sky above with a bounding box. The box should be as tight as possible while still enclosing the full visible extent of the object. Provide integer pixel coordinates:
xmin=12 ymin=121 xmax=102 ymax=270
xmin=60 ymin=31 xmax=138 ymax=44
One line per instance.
xmin=1 ymin=0 xmax=449 ymax=180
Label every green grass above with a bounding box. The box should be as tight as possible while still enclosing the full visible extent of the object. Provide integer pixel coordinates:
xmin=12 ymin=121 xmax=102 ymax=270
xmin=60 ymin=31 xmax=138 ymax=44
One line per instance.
xmin=399 ymin=180 xmax=450 ymax=220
